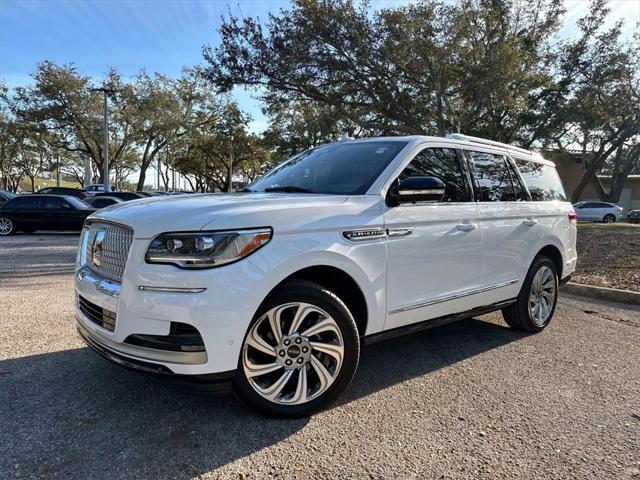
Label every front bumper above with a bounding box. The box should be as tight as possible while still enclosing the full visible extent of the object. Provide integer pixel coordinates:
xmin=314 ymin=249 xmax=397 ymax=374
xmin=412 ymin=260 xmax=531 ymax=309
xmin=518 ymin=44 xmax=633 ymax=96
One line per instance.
xmin=77 ymin=321 xmax=235 ymax=393
xmin=75 ymin=237 xmax=275 ymax=375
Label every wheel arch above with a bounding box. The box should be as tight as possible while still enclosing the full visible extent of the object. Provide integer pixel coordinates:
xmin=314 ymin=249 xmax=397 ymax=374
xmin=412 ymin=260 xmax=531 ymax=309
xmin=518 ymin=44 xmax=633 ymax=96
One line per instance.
xmin=535 ymin=244 xmax=563 ymax=279
xmin=271 ymin=265 xmax=369 ymax=337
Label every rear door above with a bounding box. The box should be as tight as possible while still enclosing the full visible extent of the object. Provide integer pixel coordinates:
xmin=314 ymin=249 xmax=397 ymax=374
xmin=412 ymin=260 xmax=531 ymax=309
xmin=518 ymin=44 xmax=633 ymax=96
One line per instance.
xmin=10 ymin=196 xmax=44 ymax=230
xmin=384 ymin=145 xmax=484 ymax=329
xmin=576 ymin=202 xmax=597 ymax=220
xmin=464 ymin=149 xmax=534 ymax=302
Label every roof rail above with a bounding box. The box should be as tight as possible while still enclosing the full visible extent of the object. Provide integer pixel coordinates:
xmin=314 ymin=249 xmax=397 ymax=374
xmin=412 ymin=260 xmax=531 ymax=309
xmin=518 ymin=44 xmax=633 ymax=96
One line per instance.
xmin=445 ymin=133 xmax=531 ymax=156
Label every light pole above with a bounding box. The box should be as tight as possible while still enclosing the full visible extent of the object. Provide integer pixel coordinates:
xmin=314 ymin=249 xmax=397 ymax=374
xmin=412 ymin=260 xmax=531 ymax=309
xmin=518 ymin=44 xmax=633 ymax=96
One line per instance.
xmin=90 ymin=87 xmax=114 ymax=192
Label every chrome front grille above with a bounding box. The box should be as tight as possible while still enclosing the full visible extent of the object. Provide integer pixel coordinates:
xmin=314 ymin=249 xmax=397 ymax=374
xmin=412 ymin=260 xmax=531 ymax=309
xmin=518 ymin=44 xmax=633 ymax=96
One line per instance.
xmin=83 ymin=221 xmax=134 ymax=283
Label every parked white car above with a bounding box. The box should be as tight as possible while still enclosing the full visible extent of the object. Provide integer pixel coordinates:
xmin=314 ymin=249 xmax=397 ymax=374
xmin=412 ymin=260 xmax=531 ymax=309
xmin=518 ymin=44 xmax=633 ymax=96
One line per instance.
xmin=75 ymin=133 xmax=577 ymax=417
xmin=84 ymin=184 xmax=109 ymax=194
xmin=573 ymin=201 xmax=623 ymax=223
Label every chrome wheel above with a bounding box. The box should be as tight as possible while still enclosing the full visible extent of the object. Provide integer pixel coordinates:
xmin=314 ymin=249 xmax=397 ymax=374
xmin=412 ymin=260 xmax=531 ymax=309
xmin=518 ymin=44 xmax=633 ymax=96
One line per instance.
xmin=242 ymin=302 xmax=344 ymax=405
xmin=0 ymin=217 xmax=13 ymax=235
xmin=528 ymin=265 xmax=556 ymax=326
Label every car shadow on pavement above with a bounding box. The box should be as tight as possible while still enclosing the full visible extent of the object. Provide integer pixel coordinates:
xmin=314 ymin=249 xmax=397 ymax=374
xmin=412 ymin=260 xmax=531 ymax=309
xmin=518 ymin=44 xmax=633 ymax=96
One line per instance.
xmin=0 ymin=318 xmax=524 ymax=478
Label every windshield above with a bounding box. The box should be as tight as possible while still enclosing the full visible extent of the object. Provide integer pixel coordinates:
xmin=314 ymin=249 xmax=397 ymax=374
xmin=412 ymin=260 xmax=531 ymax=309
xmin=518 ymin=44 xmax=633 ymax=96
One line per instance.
xmin=66 ymin=196 xmax=92 ymax=209
xmin=249 ymin=141 xmax=408 ymax=195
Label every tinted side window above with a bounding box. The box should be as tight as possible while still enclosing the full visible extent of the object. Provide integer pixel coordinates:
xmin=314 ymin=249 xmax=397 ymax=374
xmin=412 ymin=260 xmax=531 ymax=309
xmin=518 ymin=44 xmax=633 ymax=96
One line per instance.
xmin=11 ymin=197 xmax=42 ymax=209
xmin=398 ymin=148 xmax=470 ymax=202
xmin=514 ymin=159 xmax=566 ymax=201
xmin=42 ymin=197 xmax=68 ymax=209
xmin=467 ymin=151 xmax=516 ymax=202
xmin=506 ymin=160 xmax=528 ymax=201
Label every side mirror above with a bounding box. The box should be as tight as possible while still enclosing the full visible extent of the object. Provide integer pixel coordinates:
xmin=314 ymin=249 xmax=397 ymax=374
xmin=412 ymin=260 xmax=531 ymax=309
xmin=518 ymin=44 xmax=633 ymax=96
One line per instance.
xmin=388 ymin=176 xmax=446 ymax=206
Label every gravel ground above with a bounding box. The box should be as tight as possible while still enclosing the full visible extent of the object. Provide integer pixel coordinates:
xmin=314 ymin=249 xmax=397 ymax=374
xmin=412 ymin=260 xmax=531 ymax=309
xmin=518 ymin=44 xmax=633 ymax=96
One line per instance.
xmin=575 ymin=223 xmax=640 ymax=292
xmin=1 ymin=234 xmax=639 ymax=479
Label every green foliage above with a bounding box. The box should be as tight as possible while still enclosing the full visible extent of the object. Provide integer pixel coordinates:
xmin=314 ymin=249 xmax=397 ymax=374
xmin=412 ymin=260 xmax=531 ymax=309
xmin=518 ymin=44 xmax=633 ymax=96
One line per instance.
xmin=204 ymin=0 xmax=639 ymax=200
xmin=1 ymin=0 xmax=638 ymax=200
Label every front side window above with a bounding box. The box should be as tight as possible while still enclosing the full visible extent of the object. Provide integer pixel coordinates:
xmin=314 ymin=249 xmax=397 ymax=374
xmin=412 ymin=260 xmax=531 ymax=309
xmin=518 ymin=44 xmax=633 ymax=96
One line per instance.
xmin=514 ymin=159 xmax=566 ymax=201
xmin=467 ymin=151 xmax=516 ymax=202
xmin=398 ymin=148 xmax=471 ymax=202
xmin=249 ymin=141 xmax=408 ymax=195
xmin=42 ymin=197 xmax=68 ymax=209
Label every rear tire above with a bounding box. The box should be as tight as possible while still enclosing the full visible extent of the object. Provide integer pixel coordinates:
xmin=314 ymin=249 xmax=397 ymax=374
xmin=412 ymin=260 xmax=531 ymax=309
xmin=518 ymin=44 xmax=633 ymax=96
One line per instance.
xmin=233 ymin=280 xmax=360 ymax=418
xmin=603 ymin=214 xmax=616 ymax=223
xmin=502 ymin=256 xmax=558 ymax=332
xmin=0 ymin=217 xmax=14 ymax=236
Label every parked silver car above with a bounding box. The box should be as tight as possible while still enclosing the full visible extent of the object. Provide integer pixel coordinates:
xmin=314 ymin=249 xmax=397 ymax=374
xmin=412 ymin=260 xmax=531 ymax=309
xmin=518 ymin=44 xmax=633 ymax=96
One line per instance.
xmin=573 ymin=201 xmax=623 ymax=223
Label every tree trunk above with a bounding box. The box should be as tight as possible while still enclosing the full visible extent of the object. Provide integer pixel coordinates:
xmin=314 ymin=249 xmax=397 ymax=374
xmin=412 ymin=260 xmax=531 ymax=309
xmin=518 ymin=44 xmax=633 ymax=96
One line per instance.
xmin=227 ymin=162 xmax=233 ymax=192
xmin=607 ymin=146 xmax=640 ymax=203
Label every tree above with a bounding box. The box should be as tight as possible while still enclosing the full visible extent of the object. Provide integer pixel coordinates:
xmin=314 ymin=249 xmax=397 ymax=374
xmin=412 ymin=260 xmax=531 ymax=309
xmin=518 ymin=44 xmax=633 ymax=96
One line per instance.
xmin=550 ymin=3 xmax=640 ymax=202
xmin=261 ymin=93 xmax=355 ymax=160
xmin=10 ymin=62 xmax=138 ymax=187
xmin=204 ymin=0 xmax=564 ymax=140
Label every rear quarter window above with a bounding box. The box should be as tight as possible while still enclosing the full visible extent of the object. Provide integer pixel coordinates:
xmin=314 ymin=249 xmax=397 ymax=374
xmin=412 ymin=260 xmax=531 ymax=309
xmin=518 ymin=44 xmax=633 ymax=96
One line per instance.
xmin=7 ymin=196 xmax=42 ymax=209
xmin=514 ymin=159 xmax=566 ymax=201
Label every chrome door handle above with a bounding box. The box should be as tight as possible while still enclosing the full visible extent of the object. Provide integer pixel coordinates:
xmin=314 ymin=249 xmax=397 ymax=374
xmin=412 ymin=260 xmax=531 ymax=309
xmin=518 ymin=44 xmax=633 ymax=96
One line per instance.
xmin=387 ymin=227 xmax=413 ymax=237
xmin=523 ymin=218 xmax=538 ymax=226
xmin=456 ymin=223 xmax=477 ymax=232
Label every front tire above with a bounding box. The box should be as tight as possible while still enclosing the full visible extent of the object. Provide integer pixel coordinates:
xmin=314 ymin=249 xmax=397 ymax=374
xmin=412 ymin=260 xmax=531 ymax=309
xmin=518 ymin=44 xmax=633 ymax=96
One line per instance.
xmin=502 ymin=256 xmax=558 ymax=332
xmin=603 ymin=214 xmax=616 ymax=223
xmin=233 ymin=280 xmax=360 ymax=417
xmin=0 ymin=217 xmax=15 ymax=236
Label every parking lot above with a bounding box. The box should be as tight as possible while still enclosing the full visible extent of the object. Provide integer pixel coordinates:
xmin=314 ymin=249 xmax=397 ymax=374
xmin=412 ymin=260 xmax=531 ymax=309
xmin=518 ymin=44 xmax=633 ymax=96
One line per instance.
xmin=1 ymin=234 xmax=639 ymax=479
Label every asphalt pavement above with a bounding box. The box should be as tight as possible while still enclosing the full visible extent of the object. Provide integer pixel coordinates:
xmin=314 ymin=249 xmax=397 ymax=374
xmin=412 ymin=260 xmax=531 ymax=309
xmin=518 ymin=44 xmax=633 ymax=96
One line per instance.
xmin=1 ymin=234 xmax=639 ymax=479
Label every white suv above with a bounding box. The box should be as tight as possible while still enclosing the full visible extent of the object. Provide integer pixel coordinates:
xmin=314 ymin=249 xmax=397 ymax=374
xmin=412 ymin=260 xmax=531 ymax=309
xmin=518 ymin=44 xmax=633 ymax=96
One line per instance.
xmin=75 ymin=134 xmax=577 ymax=417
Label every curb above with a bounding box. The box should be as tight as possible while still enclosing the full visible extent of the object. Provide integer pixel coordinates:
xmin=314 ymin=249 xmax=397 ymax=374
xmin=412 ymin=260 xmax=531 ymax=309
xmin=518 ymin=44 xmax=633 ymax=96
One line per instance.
xmin=561 ymin=282 xmax=640 ymax=306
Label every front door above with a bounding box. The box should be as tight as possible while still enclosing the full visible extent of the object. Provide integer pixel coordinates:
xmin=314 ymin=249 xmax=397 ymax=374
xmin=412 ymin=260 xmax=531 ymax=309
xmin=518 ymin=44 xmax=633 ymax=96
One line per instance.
xmin=384 ymin=146 xmax=484 ymax=329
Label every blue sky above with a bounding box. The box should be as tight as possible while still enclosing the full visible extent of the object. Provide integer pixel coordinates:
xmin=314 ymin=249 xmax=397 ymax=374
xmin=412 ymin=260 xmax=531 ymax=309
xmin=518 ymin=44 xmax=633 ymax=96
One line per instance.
xmin=1 ymin=0 xmax=638 ymax=132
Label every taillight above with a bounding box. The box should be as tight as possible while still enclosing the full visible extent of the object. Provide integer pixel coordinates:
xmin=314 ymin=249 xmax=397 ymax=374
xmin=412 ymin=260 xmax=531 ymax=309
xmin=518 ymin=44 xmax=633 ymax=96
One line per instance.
xmin=568 ymin=212 xmax=577 ymax=224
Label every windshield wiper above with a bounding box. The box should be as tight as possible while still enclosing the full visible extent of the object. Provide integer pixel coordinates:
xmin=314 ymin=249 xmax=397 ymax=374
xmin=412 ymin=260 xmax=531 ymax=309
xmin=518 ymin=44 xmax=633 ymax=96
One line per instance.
xmin=264 ymin=186 xmax=314 ymax=193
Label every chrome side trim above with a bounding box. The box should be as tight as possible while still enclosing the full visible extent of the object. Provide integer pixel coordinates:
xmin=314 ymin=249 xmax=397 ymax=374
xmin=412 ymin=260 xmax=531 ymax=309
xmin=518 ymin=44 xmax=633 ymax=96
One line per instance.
xmin=342 ymin=228 xmax=386 ymax=242
xmin=76 ymin=266 xmax=121 ymax=297
xmin=138 ymin=286 xmax=207 ymax=293
xmin=389 ymin=279 xmax=520 ymax=314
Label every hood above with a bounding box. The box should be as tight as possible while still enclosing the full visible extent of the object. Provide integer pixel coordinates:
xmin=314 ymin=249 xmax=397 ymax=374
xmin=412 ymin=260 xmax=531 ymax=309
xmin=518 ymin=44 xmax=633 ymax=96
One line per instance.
xmin=89 ymin=192 xmax=350 ymax=238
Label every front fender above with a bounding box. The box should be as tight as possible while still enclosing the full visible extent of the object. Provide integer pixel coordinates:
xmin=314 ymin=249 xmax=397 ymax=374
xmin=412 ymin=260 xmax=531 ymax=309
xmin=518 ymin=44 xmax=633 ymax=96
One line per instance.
xmin=247 ymin=232 xmax=387 ymax=336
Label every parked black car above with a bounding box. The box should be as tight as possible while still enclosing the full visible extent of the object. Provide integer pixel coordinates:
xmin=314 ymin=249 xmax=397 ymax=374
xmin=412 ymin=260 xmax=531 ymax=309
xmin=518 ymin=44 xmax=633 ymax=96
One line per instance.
xmin=0 ymin=195 xmax=96 ymax=235
xmin=84 ymin=196 xmax=123 ymax=209
xmin=0 ymin=190 xmax=16 ymax=206
xmin=628 ymin=209 xmax=640 ymax=224
xmin=36 ymin=186 xmax=89 ymax=199
xmin=94 ymin=191 xmax=145 ymax=201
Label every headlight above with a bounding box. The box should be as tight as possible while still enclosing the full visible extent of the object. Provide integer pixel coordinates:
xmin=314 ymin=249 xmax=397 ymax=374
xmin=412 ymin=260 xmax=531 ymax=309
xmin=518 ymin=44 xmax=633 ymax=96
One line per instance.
xmin=145 ymin=227 xmax=272 ymax=268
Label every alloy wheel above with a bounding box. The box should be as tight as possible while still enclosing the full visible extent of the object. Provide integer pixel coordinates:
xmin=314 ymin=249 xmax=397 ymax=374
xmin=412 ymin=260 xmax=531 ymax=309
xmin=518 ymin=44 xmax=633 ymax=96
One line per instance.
xmin=242 ymin=302 xmax=344 ymax=405
xmin=0 ymin=217 xmax=13 ymax=235
xmin=528 ymin=265 xmax=556 ymax=326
